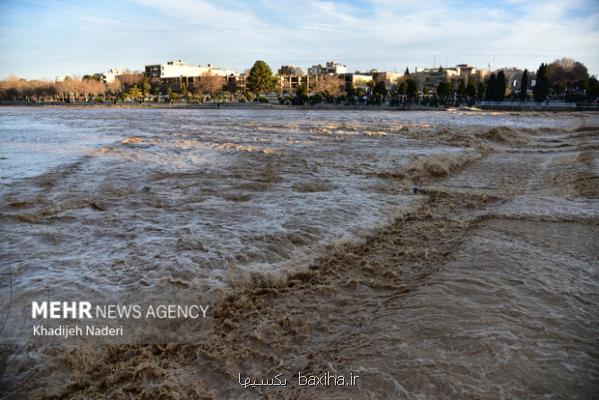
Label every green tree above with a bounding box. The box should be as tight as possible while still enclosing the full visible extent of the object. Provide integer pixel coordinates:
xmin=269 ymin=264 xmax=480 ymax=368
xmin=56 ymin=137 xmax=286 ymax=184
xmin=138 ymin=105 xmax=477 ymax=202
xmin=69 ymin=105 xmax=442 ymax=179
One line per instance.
xmin=533 ymin=63 xmax=549 ymax=102
xmin=372 ymin=80 xmax=388 ymax=102
xmin=345 ymin=82 xmax=356 ymax=104
xmin=496 ymin=71 xmax=506 ymax=101
xmin=398 ymin=80 xmax=408 ymax=96
xmin=125 ymin=85 xmax=142 ymax=100
xmin=437 ymin=81 xmax=451 ymax=98
xmin=485 ymin=73 xmax=496 ymax=101
xmin=587 ymin=76 xmax=599 ymax=98
xmin=141 ymin=77 xmax=151 ymax=96
xmin=309 ymin=92 xmax=323 ymax=105
xmin=295 ymin=84 xmax=308 ymax=105
xmin=466 ymin=82 xmax=477 ymax=98
xmin=165 ymin=86 xmax=176 ymax=102
xmin=458 ymin=80 xmax=466 ymax=96
xmin=404 ymin=67 xmax=410 ymax=76
xmin=406 ymin=79 xmax=418 ymax=99
xmin=477 ymin=81 xmax=486 ymax=100
xmin=346 ymin=82 xmax=356 ymax=96
xmin=519 ymin=69 xmax=529 ymax=101
xmin=247 ymin=60 xmax=277 ymax=94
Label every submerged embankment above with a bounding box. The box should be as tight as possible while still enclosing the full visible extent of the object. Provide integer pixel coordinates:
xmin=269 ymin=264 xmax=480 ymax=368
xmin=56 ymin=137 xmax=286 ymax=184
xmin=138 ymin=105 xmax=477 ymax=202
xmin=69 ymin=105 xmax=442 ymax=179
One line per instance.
xmin=0 ymin=109 xmax=598 ymax=398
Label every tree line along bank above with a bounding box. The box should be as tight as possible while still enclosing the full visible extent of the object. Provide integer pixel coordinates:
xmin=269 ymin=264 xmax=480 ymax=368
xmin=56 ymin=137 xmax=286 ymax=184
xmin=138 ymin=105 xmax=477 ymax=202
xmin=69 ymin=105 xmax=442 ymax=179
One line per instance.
xmin=1 ymin=58 xmax=597 ymax=107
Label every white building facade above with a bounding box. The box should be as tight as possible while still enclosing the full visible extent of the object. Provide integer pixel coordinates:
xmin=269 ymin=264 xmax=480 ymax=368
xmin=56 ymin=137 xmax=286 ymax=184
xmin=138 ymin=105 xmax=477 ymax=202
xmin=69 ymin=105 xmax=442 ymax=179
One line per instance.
xmin=144 ymin=60 xmax=234 ymax=79
xmin=101 ymin=68 xmax=123 ymax=84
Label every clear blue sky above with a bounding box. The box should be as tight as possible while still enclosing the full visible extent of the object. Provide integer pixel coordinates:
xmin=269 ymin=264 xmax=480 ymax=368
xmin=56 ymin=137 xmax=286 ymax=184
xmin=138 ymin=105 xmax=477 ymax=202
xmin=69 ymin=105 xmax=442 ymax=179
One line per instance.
xmin=1 ymin=0 xmax=598 ymax=79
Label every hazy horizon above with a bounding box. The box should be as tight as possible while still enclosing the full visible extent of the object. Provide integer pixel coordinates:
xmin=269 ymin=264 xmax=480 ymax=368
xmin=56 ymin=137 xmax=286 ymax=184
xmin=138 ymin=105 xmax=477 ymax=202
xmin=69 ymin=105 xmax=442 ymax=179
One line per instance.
xmin=1 ymin=0 xmax=598 ymax=80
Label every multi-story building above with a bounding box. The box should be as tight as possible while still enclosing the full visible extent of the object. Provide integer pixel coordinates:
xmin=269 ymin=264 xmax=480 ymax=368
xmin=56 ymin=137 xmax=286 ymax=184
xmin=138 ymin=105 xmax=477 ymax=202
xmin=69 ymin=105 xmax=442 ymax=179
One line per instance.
xmin=145 ymin=59 xmax=234 ymax=79
xmin=407 ymin=64 xmax=493 ymax=94
xmin=278 ymin=65 xmax=309 ymax=93
xmin=372 ymin=71 xmax=403 ymax=89
xmin=343 ymin=72 xmax=373 ymax=90
xmin=455 ymin=64 xmax=475 ymax=76
xmin=412 ymin=64 xmax=488 ymax=90
xmin=455 ymin=64 xmax=488 ymax=84
xmin=101 ymin=68 xmax=123 ymax=84
xmin=413 ymin=66 xmax=460 ymax=89
xmin=308 ymin=61 xmax=347 ymax=76
xmin=278 ymin=65 xmax=306 ymax=76
xmin=144 ymin=60 xmax=235 ymax=90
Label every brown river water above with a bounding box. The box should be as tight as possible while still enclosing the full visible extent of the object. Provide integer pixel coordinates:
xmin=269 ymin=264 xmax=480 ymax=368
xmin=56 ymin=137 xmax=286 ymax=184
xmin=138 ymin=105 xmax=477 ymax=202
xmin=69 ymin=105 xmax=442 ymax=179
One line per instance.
xmin=0 ymin=108 xmax=598 ymax=399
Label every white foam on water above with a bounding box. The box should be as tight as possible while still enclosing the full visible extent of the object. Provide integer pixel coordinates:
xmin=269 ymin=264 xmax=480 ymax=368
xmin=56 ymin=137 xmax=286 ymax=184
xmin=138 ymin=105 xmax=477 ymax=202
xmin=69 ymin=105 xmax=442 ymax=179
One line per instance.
xmin=0 ymin=109 xmax=588 ymax=297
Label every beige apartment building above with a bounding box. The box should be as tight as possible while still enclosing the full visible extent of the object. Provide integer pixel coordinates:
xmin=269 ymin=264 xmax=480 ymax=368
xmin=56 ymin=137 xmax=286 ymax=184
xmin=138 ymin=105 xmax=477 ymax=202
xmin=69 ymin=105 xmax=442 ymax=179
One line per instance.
xmin=308 ymin=61 xmax=347 ymax=76
xmin=277 ymin=65 xmax=309 ymax=93
xmin=412 ymin=64 xmax=487 ymax=89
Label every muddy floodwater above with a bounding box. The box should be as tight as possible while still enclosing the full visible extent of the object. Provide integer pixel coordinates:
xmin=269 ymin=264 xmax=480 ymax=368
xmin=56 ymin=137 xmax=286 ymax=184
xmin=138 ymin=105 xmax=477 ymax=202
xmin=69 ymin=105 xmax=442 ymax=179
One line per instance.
xmin=0 ymin=107 xmax=598 ymax=399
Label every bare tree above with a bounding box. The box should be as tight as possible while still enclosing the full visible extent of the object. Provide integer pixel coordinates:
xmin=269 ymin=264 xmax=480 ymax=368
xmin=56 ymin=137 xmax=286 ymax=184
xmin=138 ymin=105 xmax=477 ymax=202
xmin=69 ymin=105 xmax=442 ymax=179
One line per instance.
xmin=80 ymin=79 xmax=105 ymax=101
xmin=0 ymin=75 xmax=110 ymax=102
xmin=313 ymin=75 xmax=343 ymax=97
xmin=196 ymin=73 xmax=224 ymax=96
xmin=105 ymin=79 xmax=122 ymax=97
xmin=0 ymin=76 xmax=26 ymax=100
xmin=117 ymin=70 xmax=143 ymax=86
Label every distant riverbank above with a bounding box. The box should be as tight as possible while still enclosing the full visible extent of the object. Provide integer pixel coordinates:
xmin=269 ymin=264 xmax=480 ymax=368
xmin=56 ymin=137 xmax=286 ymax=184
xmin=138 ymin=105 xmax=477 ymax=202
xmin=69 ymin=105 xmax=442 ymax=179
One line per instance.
xmin=0 ymin=101 xmax=430 ymax=111
xmin=2 ymin=101 xmax=597 ymax=111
